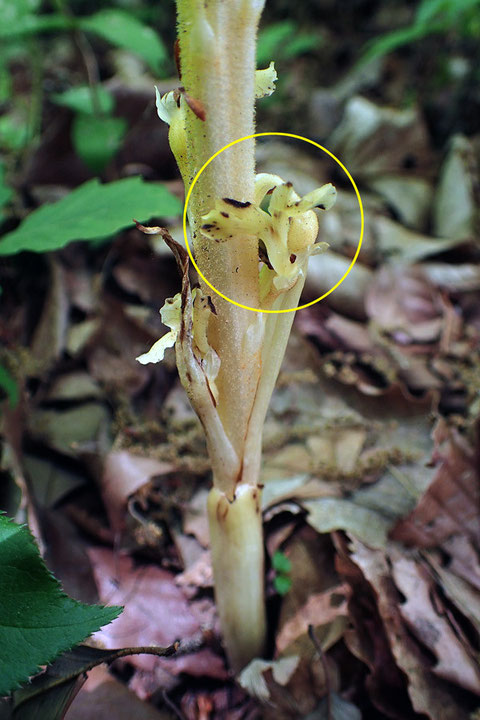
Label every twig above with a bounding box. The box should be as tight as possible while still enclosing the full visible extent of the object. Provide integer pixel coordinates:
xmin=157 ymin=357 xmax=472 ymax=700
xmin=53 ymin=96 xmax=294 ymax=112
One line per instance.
xmin=53 ymin=0 xmax=103 ymax=116
xmin=308 ymin=624 xmax=332 ymax=720
xmin=162 ymin=690 xmax=187 ymax=720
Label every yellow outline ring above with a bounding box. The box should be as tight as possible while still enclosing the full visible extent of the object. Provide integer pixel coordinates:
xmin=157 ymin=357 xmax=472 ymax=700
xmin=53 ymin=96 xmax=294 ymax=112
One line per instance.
xmin=183 ymin=132 xmax=364 ymax=314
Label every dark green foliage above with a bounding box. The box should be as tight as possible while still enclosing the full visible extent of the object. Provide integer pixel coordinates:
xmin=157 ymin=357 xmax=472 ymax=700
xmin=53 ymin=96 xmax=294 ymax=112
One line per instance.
xmin=0 ymin=514 xmax=121 ymax=696
xmin=0 ymin=177 xmax=182 ymax=255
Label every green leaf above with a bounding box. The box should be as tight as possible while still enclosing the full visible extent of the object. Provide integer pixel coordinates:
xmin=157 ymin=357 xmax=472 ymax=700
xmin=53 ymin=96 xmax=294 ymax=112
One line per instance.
xmin=80 ymin=10 xmax=168 ymax=73
xmin=72 ymin=115 xmax=127 ymax=173
xmin=284 ymin=31 xmax=320 ymax=59
xmin=0 ymin=0 xmax=67 ymax=40
xmin=0 ymin=113 xmax=29 ymax=151
xmin=0 ymin=366 xmax=18 ymax=407
xmin=0 ymin=62 xmax=11 ymax=103
xmin=257 ymin=20 xmax=297 ymax=65
xmin=0 ymin=0 xmax=40 ymax=29
xmin=0 ymin=515 xmax=121 ymax=696
xmin=0 ymin=162 xmax=13 ymax=220
xmin=274 ymin=574 xmax=292 ymax=596
xmin=359 ymin=23 xmax=435 ymax=65
xmin=0 ymin=13 xmax=69 ymax=39
xmin=415 ymin=0 xmax=480 ymax=25
xmin=11 ymin=643 xmax=176 ymax=718
xmin=51 ymin=85 xmax=114 ymax=116
xmin=272 ymin=550 xmax=292 ymax=574
xmin=0 ymin=177 xmax=182 ymax=256
xmin=12 ymin=675 xmax=82 ymax=720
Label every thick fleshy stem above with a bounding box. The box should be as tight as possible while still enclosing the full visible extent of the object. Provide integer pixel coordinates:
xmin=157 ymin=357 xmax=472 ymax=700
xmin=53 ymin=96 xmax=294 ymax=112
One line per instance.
xmin=138 ymin=0 xmax=336 ymax=673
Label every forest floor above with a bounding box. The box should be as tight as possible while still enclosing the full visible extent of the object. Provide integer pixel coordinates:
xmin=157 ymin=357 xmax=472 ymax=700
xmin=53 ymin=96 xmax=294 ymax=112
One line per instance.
xmin=1 ymin=2 xmax=479 ymax=718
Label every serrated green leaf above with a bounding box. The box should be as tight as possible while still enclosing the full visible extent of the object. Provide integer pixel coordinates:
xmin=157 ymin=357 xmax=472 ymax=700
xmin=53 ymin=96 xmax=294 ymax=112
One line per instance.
xmin=73 ymin=115 xmax=127 ymax=173
xmin=272 ymin=550 xmax=292 ymax=574
xmin=274 ymin=574 xmax=292 ymax=596
xmin=0 ymin=366 xmax=18 ymax=407
xmin=51 ymin=86 xmax=114 ymax=116
xmin=0 ymin=515 xmax=122 ymax=696
xmin=0 ymin=177 xmax=182 ymax=256
xmin=12 ymin=646 xmax=127 ymax=717
xmin=80 ymin=10 xmax=168 ymax=73
xmin=11 ymin=643 xmax=176 ymax=718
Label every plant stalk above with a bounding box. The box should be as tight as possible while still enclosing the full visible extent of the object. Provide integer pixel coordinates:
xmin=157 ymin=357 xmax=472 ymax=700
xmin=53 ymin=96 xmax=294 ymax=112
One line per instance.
xmin=141 ymin=0 xmax=336 ymax=672
xmin=175 ymin=0 xmax=268 ymax=670
xmin=207 ymin=485 xmax=266 ymax=672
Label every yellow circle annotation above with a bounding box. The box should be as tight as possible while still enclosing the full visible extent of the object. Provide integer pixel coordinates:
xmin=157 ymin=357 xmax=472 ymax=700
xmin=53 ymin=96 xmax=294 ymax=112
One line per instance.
xmin=183 ymin=132 xmax=364 ymax=314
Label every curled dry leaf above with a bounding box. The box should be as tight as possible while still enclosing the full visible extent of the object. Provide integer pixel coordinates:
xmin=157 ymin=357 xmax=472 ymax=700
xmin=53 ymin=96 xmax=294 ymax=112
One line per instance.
xmin=304 ymin=250 xmax=372 ymax=320
xmin=350 ymin=539 xmax=473 ymax=720
xmin=334 ymin=534 xmax=417 ymax=719
xmin=367 ymin=175 xmax=433 ymax=231
xmin=390 ymin=419 xmax=479 ymax=548
xmin=275 ymin=582 xmax=350 ymax=654
xmin=422 ymin=549 xmax=480 ymax=635
xmin=433 ymin=134 xmax=479 ymax=241
xmin=441 ymin=534 xmax=480 ymax=592
xmin=182 ymin=487 xmax=210 ymax=548
xmin=238 ymin=656 xmax=299 ymax=702
xmin=329 ymin=96 xmax=432 ymax=178
xmin=29 ymin=259 xmax=70 ymax=376
xmin=175 ymin=550 xmax=213 ymax=591
xmin=390 ymin=552 xmax=480 ymax=695
xmin=366 ymin=266 xmax=444 ymax=344
xmin=102 ymin=450 xmax=174 ymax=534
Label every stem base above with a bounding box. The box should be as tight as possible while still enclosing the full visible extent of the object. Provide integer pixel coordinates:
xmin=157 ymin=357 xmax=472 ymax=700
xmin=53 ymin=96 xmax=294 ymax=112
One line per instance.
xmin=207 ymin=484 xmax=266 ymax=672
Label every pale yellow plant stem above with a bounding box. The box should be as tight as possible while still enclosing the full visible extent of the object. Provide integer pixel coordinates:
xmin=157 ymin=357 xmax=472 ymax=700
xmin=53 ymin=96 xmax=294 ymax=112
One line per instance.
xmin=176 ymin=0 xmax=267 ymax=670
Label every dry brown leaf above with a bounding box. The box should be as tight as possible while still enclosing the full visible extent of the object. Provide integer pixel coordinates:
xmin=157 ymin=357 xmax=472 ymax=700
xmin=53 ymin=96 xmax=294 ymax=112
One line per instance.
xmin=86 ymin=298 xmax=157 ymax=394
xmin=442 ymin=534 xmax=480 ymax=592
xmin=175 ymin=550 xmax=213 ymax=590
xmin=390 ymin=553 xmax=480 ymax=694
xmin=391 ymin=420 xmax=479 ymax=547
xmin=29 ymin=258 xmax=70 ymax=375
xmin=329 ymin=96 xmax=432 ymax=178
xmin=366 ymin=266 xmax=444 ymax=344
xmin=423 ymin=549 xmax=480 ymax=635
xmin=276 ymin=582 xmax=350 ymax=654
xmin=102 ymin=450 xmax=174 ymax=533
xmin=65 ymin=665 xmax=171 ymax=720
xmin=304 ymin=250 xmax=372 ymax=320
xmin=88 ymin=547 xmax=227 ymax=695
xmin=182 ymin=487 xmax=210 ymax=547
xmin=433 ymin=134 xmax=478 ymax=240
xmin=334 ymin=534 xmax=416 ymax=720
xmin=350 ymin=539 xmax=473 ymax=720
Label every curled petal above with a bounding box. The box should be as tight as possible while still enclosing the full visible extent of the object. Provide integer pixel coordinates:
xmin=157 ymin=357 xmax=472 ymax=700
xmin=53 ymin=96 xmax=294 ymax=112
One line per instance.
xmin=155 ymin=87 xmax=178 ymax=125
xmin=136 ymin=293 xmax=182 ymax=365
xmin=254 ymin=62 xmax=277 ymax=99
xmin=136 ymin=331 xmax=177 ymax=365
